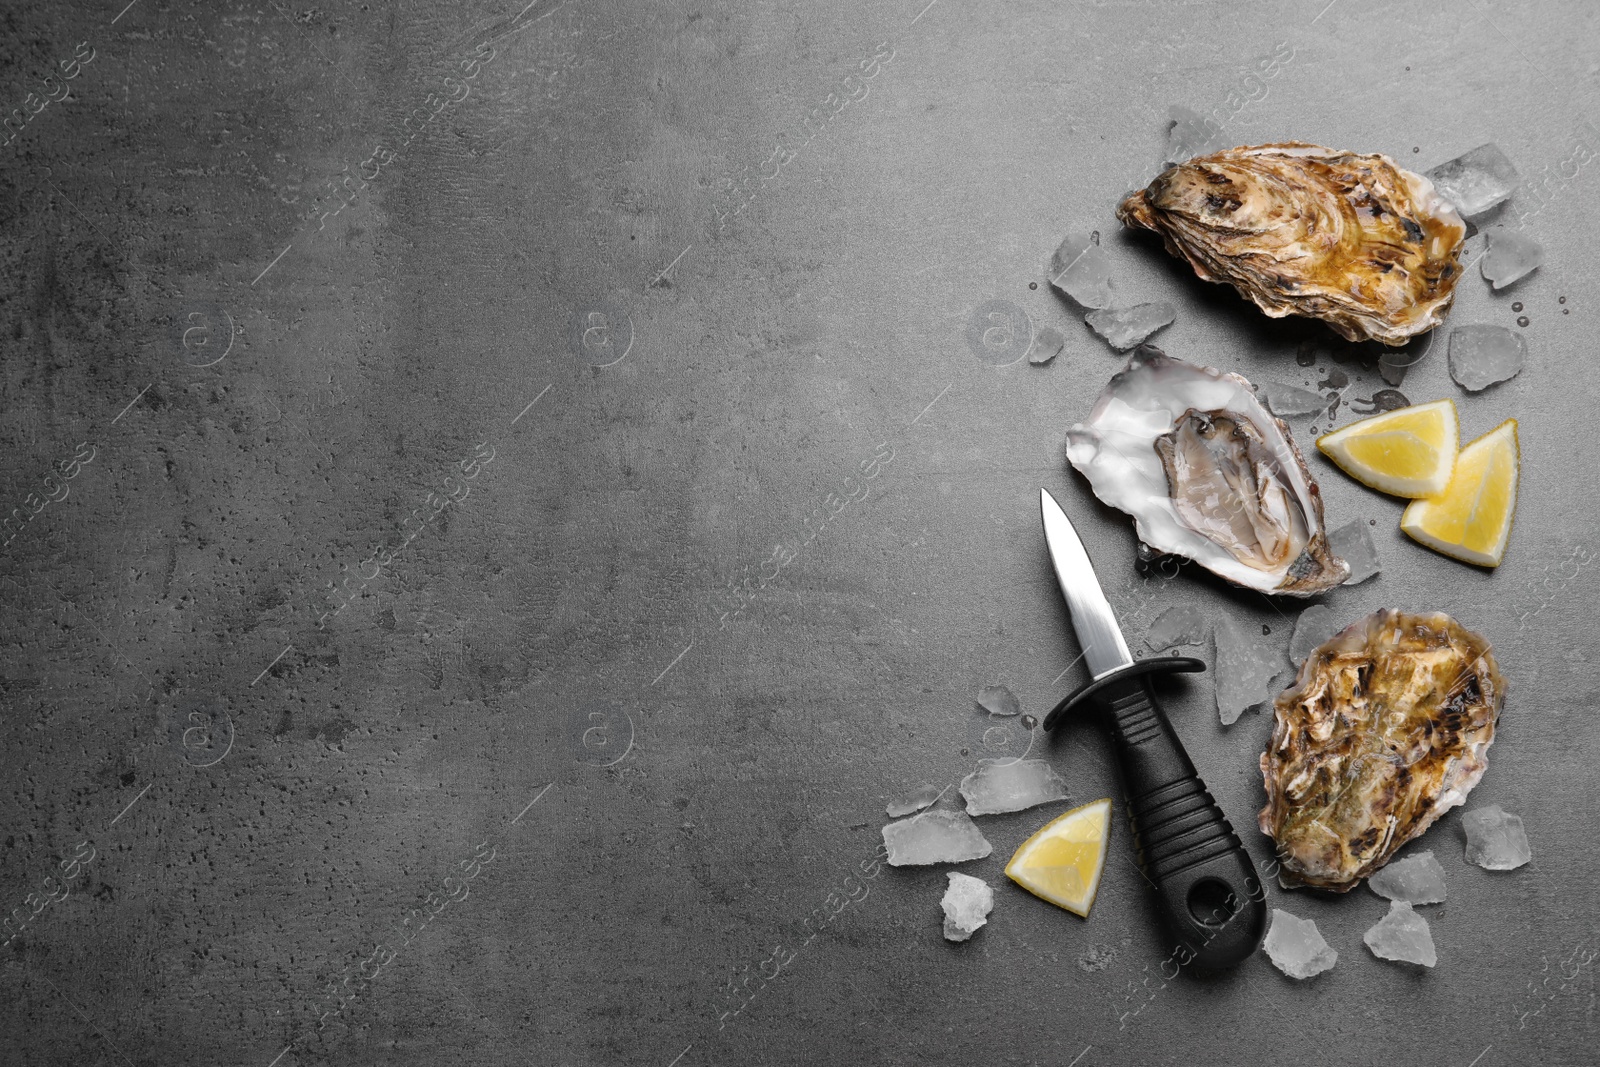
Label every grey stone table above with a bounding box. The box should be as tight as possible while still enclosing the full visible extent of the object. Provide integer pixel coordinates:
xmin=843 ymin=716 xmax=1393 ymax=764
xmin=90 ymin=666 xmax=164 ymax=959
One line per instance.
xmin=2 ymin=0 xmax=1596 ymax=1063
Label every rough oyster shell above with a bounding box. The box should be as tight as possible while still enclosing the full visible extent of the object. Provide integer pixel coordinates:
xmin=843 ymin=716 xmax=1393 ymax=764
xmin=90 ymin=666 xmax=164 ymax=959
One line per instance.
xmin=1066 ymin=346 xmax=1348 ymax=596
xmin=1258 ymin=609 xmax=1505 ymax=892
xmin=1118 ymin=142 xmax=1467 ymax=346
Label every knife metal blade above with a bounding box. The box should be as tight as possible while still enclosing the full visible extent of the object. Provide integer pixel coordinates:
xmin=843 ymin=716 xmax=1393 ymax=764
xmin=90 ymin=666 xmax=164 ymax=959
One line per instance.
xmin=1039 ymin=488 xmax=1134 ymax=680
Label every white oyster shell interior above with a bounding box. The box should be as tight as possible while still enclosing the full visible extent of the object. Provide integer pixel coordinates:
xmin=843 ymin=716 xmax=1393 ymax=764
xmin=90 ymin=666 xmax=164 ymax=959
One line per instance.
xmin=1065 ymin=348 xmax=1347 ymax=595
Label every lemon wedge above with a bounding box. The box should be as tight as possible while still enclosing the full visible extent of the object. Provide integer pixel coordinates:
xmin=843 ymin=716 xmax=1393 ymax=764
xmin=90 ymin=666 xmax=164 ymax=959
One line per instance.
xmin=1317 ymin=398 xmax=1459 ymax=498
xmin=1004 ymin=798 xmax=1111 ymax=918
xmin=1401 ymin=418 xmax=1519 ymax=567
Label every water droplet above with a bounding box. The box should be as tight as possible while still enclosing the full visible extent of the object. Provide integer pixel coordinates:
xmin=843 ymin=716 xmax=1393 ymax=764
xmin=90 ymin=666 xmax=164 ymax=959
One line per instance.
xmin=1369 ymin=519 xmax=1377 ymax=526
xmin=1517 ymin=315 xmax=1530 ymax=327
xmin=1028 ymin=281 xmax=1038 ymax=290
xmin=1563 ymin=308 xmax=1570 ymax=314
xmin=1412 ymin=145 xmax=1419 ymax=152
xmin=1261 ymin=624 xmax=1271 ymax=636
xmin=1309 ymin=426 xmax=1318 ymax=434
xmin=1559 ymin=296 xmax=1567 ymax=304
xmin=1512 ymin=301 xmax=1524 ymax=312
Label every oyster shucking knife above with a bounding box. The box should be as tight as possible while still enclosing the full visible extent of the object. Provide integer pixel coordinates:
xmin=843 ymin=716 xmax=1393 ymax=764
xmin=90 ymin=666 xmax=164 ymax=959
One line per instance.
xmin=1038 ymin=488 xmax=1266 ymax=970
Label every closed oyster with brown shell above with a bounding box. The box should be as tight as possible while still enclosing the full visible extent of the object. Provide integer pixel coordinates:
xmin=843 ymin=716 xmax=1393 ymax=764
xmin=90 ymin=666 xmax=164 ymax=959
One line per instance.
xmin=1258 ymin=609 xmax=1505 ymax=892
xmin=1119 ymin=143 xmax=1467 ymax=346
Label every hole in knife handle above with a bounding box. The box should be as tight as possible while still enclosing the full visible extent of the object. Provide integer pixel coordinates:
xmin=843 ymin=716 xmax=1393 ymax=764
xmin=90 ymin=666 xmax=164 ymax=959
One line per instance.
xmin=1186 ymin=878 xmax=1239 ymax=927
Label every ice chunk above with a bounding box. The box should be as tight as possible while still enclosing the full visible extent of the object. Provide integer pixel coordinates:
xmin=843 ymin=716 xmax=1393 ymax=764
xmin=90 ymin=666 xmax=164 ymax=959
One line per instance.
xmin=1363 ymin=900 xmax=1437 ymax=967
xmin=1264 ymin=667 xmax=1298 ymax=706
xmin=1378 ymin=349 xmax=1411 ymax=387
xmin=1426 ymin=143 xmax=1519 ymax=219
xmin=1462 ymin=804 xmax=1532 ymax=870
xmin=1480 ymin=227 xmax=1544 ymax=289
xmin=1263 ymin=909 xmax=1338 ymax=979
xmin=1257 ymin=381 xmax=1328 ymax=418
xmin=940 ymin=872 xmax=994 ymax=942
xmin=885 ymin=783 xmax=942 ymax=818
xmin=960 ymin=758 xmax=1070 ymax=816
xmin=1029 ymin=325 xmax=1065 ymax=365
xmin=977 ymin=685 xmax=1021 ymax=718
xmin=1165 ymin=105 xmax=1226 ymax=165
xmin=883 ymin=809 xmax=993 ymax=866
xmin=1084 ymin=302 xmax=1176 ymax=351
xmin=1048 ymin=232 xmax=1116 ymax=309
xmin=1448 ymin=324 xmax=1526 ymax=393
xmin=1289 ymin=604 xmax=1342 ymax=664
xmin=1328 ymin=519 xmax=1380 ymax=585
xmin=1213 ymin=615 xmax=1287 ymax=725
xmin=1367 ymin=850 xmax=1448 ymax=904
xmin=1145 ymin=604 xmax=1206 ymax=651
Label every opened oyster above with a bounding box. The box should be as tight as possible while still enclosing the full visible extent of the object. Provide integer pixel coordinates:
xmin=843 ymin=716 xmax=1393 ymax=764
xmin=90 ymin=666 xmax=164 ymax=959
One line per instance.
xmin=1118 ymin=143 xmax=1467 ymax=346
xmin=1259 ymin=609 xmax=1505 ymax=892
xmin=1066 ymin=346 xmax=1348 ymax=596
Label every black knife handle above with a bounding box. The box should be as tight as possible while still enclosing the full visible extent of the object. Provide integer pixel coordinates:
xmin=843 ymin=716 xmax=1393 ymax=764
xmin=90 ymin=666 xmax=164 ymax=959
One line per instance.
xmin=1045 ymin=657 xmax=1267 ymax=971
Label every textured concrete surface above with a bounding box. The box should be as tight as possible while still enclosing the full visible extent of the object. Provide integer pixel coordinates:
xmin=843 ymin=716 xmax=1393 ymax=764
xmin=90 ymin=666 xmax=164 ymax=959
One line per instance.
xmin=2 ymin=0 xmax=1598 ymax=1064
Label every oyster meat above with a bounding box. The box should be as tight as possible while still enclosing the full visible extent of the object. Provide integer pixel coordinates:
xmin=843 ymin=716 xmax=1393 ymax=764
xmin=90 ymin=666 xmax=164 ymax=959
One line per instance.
xmin=1118 ymin=143 xmax=1467 ymax=346
xmin=1259 ymin=609 xmax=1505 ymax=892
xmin=1066 ymin=346 xmax=1348 ymax=596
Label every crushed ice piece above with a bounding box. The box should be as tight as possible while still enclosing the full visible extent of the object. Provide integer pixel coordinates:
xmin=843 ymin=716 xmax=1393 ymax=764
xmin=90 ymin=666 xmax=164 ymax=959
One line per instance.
xmin=1426 ymin=143 xmax=1519 ymax=219
xmin=1262 ymin=909 xmax=1338 ymax=979
xmin=1077 ymin=943 xmax=1118 ymax=972
xmin=1029 ymin=325 xmax=1066 ymax=365
xmin=1048 ymin=232 xmax=1117 ymax=309
xmin=885 ymin=783 xmax=942 ymax=818
xmin=1367 ymin=850 xmax=1448 ymax=904
xmin=1289 ymin=604 xmax=1342 ymax=664
xmin=1378 ymin=349 xmax=1411 ymax=386
xmin=1084 ymin=302 xmax=1176 ymax=351
xmin=1265 ymin=667 xmax=1298 ymax=706
xmin=1258 ymin=381 xmax=1328 ymax=417
xmin=1328 ymin=519 xmax=1380 ymax=585
xmin=960 ymin=758 xmax=1070 ymax=816
xmin=1481 ymin=227 xmax=1543 ymax=289
xmin=940 ymin=872 xmax=994 ymax=942
xmin=1448 ymin=324 xmax=1526 ymax=393
xmin=1462 ymin=804 xmax=1532 ymax=870
xmin=1213 ymin=615 xmax=1286 ymax=726
xmin=1145 ymin=604 xmax=1206 ymax=651
xmin=1165 ymin=105 xmax=1227 ymax=165
xmin=883 ymin=809 xmax=993 ymax=866
xmin=1363 ymin=900 xmax=1437 ymax=967
xmin=977 ymin=685 xmax=1021 ymax=718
